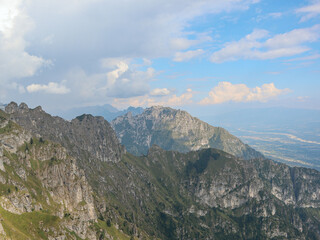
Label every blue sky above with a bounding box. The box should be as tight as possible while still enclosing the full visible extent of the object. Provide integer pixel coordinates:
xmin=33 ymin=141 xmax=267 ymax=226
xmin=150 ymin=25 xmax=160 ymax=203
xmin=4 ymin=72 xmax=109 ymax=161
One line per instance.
xmin=0 ymin=0 xmax=319 ymax=115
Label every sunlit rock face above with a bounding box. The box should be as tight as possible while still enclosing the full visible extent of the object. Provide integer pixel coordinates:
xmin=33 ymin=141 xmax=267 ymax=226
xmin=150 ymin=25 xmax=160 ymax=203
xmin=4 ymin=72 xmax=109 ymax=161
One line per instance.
xmin=0 ymin=111 xmax=97 ymax=239
xmin=112 ymin=106 xmax=263 ymax=159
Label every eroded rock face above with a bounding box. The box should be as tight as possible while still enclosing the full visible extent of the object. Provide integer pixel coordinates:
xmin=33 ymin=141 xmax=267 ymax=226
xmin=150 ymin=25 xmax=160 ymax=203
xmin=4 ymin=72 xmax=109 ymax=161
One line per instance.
xmin=0 ymin=114 xmax=97 ymax=239
xmin=5 ymin=102 xmax=124 ymax=164
xmin=183 ymin=151 xmax=320 ymax=209
xmin=141 ymin=146 xmax=320 ymax=238
xmin=112 ymin=106 xmax=263 ymax=159
xmin=5 ymin=102 xmax=125 ymax=198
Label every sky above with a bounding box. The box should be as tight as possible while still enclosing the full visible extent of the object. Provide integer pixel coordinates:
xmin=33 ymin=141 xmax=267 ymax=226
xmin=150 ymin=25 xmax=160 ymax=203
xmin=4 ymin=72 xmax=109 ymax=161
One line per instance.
xmin=0 ymin=0 xmax=320 ymax=116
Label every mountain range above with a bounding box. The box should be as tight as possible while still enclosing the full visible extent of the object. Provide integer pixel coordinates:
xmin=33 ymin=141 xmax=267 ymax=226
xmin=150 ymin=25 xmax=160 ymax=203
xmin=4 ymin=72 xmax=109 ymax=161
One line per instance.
xmin=0 ymin=102 xmax=319 ymax=239
xmin=55 ymin=104 xmax=144 ymax=121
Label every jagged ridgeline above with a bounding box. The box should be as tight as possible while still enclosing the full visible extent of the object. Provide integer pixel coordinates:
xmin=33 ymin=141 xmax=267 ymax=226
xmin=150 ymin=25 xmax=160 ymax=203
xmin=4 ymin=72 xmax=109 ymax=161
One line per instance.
xmin=111 ymin=106 xmax=264 ymax=159
xmin=0 ymin=102 xmax=320 ymax=239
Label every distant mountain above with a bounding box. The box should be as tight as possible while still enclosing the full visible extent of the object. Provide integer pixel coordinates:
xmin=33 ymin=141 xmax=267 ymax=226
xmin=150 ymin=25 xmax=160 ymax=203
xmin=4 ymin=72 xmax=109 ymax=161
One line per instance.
xmin=112 ymin=106 xmax=264 ymax=160
xmin=58 ymin=104 xmax=144 ymax=121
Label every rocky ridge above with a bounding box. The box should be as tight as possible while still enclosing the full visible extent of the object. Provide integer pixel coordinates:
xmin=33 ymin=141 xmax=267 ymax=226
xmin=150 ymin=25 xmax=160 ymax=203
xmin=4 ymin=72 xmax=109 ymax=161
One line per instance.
xmin=0 ymin=110 xmax=97 ymax=239
xmin=112 ymin=106 xmax=263 ymax=159
xmin=5 ymin=102 xmax=125 ymax=198
xmin=1 ymin=102 xmax=320 ymax=239
xmin=5 ymin=102 xmax=123 ymax=163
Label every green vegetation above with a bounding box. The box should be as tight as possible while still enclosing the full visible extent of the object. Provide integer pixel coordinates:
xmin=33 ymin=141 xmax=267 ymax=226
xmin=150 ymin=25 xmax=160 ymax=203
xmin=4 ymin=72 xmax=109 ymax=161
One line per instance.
xmin=93 ymin=219 xmax=138 ymax=240
xmin=0 ymin=120 xmax=21 ymax=134
xmin=0 ymin=206 xmax=60 ymax=239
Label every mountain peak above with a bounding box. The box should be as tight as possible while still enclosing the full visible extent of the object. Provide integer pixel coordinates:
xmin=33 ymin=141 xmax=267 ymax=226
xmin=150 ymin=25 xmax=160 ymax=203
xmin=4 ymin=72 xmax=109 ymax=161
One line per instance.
xmin=5 ymin=101 xmax=43 ymax=114
xmin=18 ymin=102 xmax=28 ymax=110
xmin=5 ymin=101 xmax=19 ymax=114
xmin=6 ymin=103 xmax=124 ymax=164
xmin=75 ymin=113 xmax=95 ymax=121
xmin=147 ymin=144 xmax=165 ymax=155
xmin=112 ymin=106 xmax=264 ymax=159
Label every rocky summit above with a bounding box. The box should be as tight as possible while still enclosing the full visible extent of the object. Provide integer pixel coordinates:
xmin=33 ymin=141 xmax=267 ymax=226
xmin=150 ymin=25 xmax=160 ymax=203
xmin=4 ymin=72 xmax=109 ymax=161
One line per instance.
xmin=0 ymin=102 xmax=320 ymax=239
xmin=112 ymin=106 xmax=263 ymax=159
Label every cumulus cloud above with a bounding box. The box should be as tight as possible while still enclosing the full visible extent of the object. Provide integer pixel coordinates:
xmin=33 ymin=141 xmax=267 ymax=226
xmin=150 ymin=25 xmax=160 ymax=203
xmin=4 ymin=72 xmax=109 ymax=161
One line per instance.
xmin=200 ymin=82 xmax=289 ymax=105
xmin=150 ymin=88 xmax=172 ymax=96
xmin=210 ymin=25 xmax=320 ymax=63
xmin=0 ymin=0 xmax=50 ymax=85
xmin=296 ymin=2 xmax=320 ymax=22
xmin=173 ymin=49 xmax=204 ymax=62
xmin=113 ymin=89 xmax=193 ymax=109
xmin=61 ymin=58 xmax=155 ymax=101
xmin=27 ymin=82 xmax=70 ymax=94
xmin=0 ymin=0 xmax=261 ymax=108
xmin=158 ymin=88 xmax=193 ymax=106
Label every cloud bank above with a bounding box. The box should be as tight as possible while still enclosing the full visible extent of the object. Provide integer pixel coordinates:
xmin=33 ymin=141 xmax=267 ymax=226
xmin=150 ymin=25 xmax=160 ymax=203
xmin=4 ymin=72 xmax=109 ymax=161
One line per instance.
xmin=27 ymin=82 xmax=70 ymax=94
xmin=210 ymin=25 xmax=320 ymax=63
xmin=0 ymin=0 xmax=50 ymax=86
xmin=200 ymin=82 xmax=290 ymax=104
xmin=113 ymin=89 xmax=193 ymax=109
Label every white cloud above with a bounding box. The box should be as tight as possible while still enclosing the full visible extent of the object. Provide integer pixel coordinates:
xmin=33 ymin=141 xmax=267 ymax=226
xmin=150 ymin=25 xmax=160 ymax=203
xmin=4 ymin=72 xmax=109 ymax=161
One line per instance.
xmin=62 ymin=58 xmax=155 ymax=101
xmin=210 ymin=25 xmax=320 ymax=63
xmin=200 ymin=82 xmax=289 ymax=104
xmin=100 ymin=58 xmax=130 ymax=69
xmin=113 ymin=88 xmax=193 ymax=109
xmin=150 ymin=88 xmax=172 ymax=96
xmin=296 ymin=2 xmax=320 ymax=22
xmin=27 ymin=82 xmax=70 ymax=94
xmin=285 ymin=53 xmax=320 ymax=62
xmin=264 ymin=25 xmax=319 ymax=48
xmin=23 ymin=0 xmax=257 ymax=60
xmin=0 ymin=0 xmax=260 ymax=108
xmin=173 ymin=49 xmax=204 ymax=62
xmin=0 ymin=0 xmax=50 ymax=85
xmin=269 ymin=12 xmax=282 ymax=18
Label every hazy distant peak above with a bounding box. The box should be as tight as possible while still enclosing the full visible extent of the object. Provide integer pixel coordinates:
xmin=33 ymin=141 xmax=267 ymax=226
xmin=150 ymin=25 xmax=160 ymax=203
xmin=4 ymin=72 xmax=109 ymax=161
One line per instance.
xmin=112 ymin=106 xmax=264 ymax=159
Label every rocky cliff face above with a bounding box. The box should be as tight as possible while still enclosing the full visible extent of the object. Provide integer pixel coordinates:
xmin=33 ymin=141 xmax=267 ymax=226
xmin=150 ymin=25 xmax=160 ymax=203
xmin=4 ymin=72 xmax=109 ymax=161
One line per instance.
xmin=112 ymin=106 xmax=263 ymax=159
xmin=5 ymin=102 xmax=125 ymax=198
xmin=183 ymin=148 xmax=320 ymax=209
xmin=138 ymin=146 xmax=320 ymax=239
xmin=6 ymin=102 xmax=123 ymax=164
xmin=0 ymin=111 xmax=97 ymax=239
